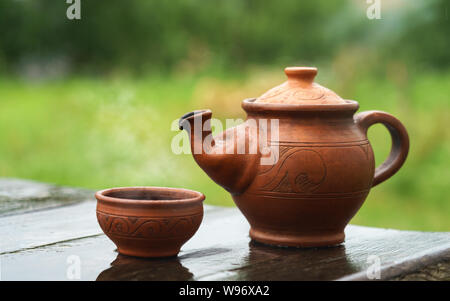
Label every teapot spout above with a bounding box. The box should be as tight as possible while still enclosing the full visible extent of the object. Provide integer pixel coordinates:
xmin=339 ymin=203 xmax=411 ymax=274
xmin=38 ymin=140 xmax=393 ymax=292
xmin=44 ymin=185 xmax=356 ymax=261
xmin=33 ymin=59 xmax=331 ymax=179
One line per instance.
xmin=179 ymin=110 xmax=260 ymax=194
xmin=179 ymin=110 xmax=214 ymax=154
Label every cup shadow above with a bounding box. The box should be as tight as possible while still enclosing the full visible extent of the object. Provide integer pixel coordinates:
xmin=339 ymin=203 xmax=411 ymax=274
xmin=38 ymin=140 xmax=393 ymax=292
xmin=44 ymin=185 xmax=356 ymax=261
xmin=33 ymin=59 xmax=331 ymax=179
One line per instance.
xmin=96 ymin=253 xmax=193 ymax=281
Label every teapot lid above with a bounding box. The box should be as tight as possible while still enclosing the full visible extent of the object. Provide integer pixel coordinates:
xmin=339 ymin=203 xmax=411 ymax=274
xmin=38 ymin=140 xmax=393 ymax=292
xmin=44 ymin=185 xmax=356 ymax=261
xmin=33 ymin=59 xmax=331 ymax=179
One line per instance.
xmin=255 ymin=67 xmax=347 ymax=105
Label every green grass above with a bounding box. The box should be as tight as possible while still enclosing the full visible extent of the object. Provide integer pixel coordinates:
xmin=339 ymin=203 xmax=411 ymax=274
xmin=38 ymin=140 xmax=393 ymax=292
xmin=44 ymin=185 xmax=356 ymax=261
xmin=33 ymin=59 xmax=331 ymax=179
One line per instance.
xmin=0 ymin=68 xmax=449 ymax=231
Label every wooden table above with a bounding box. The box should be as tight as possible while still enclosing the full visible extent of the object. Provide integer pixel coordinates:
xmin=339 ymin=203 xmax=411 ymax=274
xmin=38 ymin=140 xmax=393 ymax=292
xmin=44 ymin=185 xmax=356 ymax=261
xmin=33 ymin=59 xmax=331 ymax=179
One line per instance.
xmin=1 ymin=178 xmax=449 ymax=281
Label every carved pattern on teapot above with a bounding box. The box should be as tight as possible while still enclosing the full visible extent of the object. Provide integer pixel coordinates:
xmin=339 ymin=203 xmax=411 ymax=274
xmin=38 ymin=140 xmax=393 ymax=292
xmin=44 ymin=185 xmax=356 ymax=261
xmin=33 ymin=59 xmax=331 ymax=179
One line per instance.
xmin=257 ymin=84 xmax=326 ymax=102
xmin=256 ymin=147 xmax=327 ymax=193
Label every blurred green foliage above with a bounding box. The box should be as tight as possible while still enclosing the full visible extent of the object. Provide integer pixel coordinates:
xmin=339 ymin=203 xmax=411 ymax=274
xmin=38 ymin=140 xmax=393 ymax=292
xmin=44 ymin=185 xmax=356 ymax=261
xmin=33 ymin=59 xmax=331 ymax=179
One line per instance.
xmin=0 ymin=66 xmax=449 ymax=230
xmin=0 ymin=0 xmax=449 ymax=74
xmin=0 ymin=0 xmax=449 ymax=230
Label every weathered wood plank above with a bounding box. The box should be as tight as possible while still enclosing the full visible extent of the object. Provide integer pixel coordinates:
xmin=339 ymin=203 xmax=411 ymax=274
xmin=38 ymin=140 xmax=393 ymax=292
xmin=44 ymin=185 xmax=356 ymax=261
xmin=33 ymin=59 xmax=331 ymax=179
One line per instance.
xmin=1 ymin=205 xmax=449 ymax=280
xmin=0 ymin=201 xmax=100 ymax=254
xmin=0 ymin=207 xmax=246 ymax=280
xmin=0 ymin=197 xmax=220 ymax=254
xmin=1 ymin=179 xmax=449 ymax=281
xmin=0 ymin=178 xmax=92 ymax=216
xmin=391 ymin=260 xmax=450 ymax=281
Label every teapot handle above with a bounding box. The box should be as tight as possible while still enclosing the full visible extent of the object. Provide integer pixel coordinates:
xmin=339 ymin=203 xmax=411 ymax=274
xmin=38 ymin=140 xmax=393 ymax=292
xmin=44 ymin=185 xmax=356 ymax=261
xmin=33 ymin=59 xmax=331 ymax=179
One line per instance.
xmin=354 ymin=111 xmax=409 ymax=187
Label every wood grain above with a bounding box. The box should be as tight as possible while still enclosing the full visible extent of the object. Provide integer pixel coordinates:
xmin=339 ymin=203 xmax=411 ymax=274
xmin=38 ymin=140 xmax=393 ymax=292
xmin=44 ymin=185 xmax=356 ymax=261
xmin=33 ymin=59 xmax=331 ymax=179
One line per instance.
xmin=0 ymin=179 xmax=449 ymax=280
xmin=0 ymin=178 xmax=92 ymax=217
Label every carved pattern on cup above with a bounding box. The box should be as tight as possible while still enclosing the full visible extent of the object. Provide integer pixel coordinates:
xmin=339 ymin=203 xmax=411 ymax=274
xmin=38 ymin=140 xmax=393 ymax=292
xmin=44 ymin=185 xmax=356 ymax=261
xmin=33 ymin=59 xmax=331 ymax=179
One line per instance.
xmin=96 ymin=211 xmax=202 ymax=238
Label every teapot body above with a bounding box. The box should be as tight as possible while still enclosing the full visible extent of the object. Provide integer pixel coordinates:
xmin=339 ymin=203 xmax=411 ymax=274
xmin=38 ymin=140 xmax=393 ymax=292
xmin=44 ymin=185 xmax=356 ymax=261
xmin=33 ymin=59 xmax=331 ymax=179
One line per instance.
xmin=180 ymin=67 xmax=409 ymax=248
xmin=233 ymin=100 xmax=374 ymax=247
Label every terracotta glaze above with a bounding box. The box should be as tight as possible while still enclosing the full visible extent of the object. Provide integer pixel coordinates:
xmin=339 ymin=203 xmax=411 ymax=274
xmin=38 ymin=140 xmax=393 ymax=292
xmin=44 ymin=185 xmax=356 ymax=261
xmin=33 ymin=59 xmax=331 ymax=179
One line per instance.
xmin=95 ymin=187 xmax=204 ymax=257
xmin=255 ymin=67 xmax=347 ymax=105
xmin=180 ymin=66 xmax=409 ymax=247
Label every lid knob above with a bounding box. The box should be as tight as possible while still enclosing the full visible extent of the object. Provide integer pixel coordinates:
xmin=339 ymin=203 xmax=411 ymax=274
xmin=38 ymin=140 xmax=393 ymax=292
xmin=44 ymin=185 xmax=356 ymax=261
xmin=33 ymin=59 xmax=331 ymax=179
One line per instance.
xmin=255 ymin=66 xmax=345 ymax=104
xmin=284 ymin=67 xmax=317 ymax=87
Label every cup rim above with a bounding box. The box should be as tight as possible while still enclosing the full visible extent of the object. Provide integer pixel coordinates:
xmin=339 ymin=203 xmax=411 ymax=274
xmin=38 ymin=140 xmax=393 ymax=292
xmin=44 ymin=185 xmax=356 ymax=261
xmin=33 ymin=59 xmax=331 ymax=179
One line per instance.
xmin=95 ymin=186 xmax=205 ymax=206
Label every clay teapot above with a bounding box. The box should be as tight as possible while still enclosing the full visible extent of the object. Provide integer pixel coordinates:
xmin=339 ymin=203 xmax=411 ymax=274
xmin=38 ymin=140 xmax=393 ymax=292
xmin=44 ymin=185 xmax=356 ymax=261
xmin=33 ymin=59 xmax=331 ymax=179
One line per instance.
xmin=179 ymin=67 xmax=409 ymax=247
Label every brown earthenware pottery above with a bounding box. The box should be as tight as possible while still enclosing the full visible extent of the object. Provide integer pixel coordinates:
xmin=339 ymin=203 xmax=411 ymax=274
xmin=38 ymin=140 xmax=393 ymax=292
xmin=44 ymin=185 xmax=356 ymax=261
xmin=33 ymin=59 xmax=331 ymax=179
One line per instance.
xmin=179 ymin=66 xmax=409 ymax=248
xmin=95 ymin=187 xmax=204 ymax=258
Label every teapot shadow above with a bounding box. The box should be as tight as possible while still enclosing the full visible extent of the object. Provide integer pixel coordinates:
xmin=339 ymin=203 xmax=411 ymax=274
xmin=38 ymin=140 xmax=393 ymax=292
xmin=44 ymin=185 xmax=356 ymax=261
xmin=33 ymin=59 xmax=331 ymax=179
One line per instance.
xmin=96 ymin=253 xmax=193 ymax=281
xmin=231 ymin=240 xmax=360 ymax=280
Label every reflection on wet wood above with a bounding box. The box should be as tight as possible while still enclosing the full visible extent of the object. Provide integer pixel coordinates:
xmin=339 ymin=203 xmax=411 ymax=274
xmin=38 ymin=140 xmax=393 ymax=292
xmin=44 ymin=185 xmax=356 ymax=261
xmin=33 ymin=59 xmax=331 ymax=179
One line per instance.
xmin=391 ymin=260 xmax=450 ymax=281
xmin=0 ymin=201 xmax=100 ymax=254
xmin=0 ymin=179 xmax=449 ymax=280
xmin=0 ymin=178 xmax=92 ymax=216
